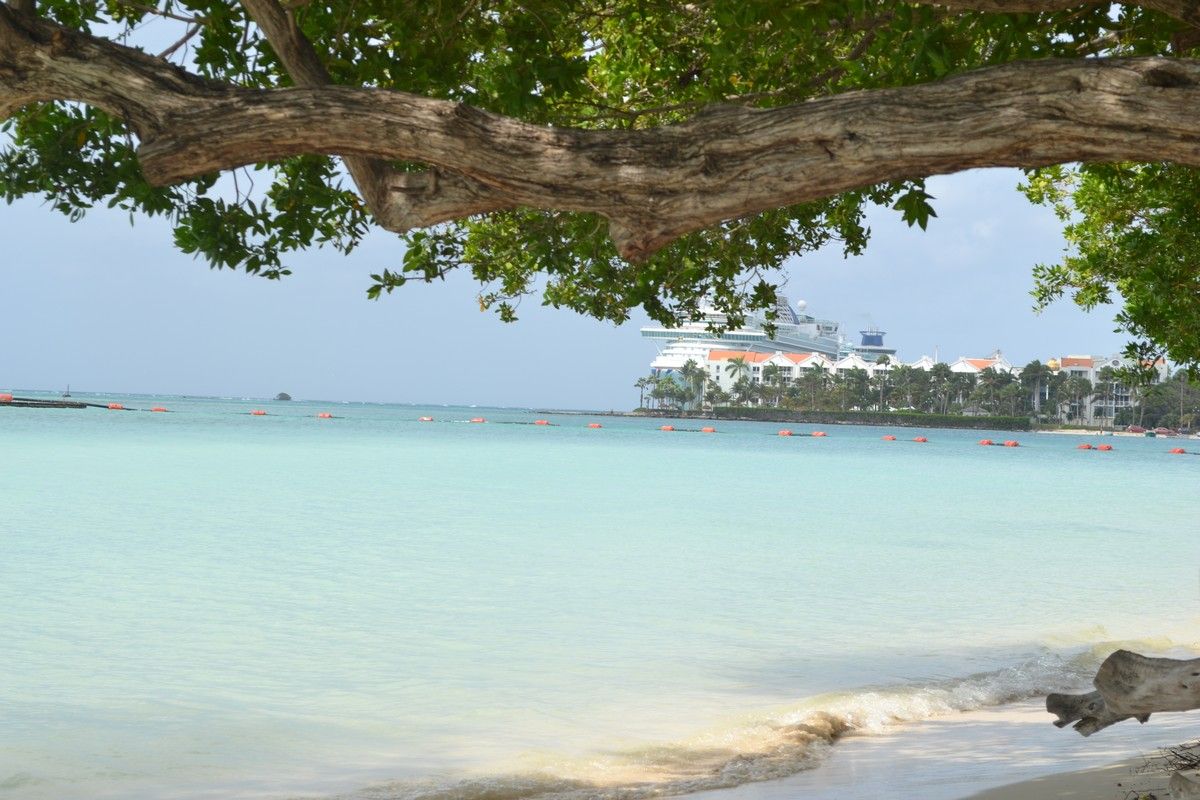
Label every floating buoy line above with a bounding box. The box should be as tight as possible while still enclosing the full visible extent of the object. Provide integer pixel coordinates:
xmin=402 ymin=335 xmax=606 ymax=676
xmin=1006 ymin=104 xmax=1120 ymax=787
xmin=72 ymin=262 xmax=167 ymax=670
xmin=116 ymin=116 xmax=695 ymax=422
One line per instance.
xmin=3 ymin=396 xmax=1198 ymax=455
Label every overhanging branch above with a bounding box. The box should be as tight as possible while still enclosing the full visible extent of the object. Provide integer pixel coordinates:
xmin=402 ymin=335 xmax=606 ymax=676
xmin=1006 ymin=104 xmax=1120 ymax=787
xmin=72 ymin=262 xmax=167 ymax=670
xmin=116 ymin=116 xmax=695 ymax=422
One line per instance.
xmin=134 ymin=58 xmax=1200 ymax=261
xmin=238 ymin=0 xmax=513 ymax=230
xmin=8 ymin=5 xmax=1200 ymax=261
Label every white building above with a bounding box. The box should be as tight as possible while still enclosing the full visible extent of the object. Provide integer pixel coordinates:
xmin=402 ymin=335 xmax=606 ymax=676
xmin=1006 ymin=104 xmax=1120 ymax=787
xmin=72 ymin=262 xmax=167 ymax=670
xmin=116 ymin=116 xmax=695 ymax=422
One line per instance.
xmin=948 ymin=351 xmax=1016 ymax=375
xmin=705 ymin=350 xmax=836 ymax=393
xmin=1047 ymin=354 xmax=1170 ymax=423
xmin=905 ymin=355 xmax=938 ymax=371
xmin=832 ymin=353 xmax=882 ymax=376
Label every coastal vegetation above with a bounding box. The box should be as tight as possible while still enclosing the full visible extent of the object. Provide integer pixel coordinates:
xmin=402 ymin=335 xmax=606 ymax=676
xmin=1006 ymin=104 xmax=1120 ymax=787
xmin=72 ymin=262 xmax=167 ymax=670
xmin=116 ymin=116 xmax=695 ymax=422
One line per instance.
xmin=3 ymin=1 xmax=1200 ymax=371
xmin=637 ymin=358 xmax=1195 ymax=430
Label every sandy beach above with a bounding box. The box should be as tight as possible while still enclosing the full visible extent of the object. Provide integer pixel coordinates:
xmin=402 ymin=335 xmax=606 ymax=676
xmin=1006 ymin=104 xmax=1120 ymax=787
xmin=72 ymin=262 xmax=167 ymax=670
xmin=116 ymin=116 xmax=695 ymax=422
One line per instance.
xmin=694 ymin=700 xmax=1199 ymax=800
xmin=966 ymin=757 xmax=1166 ymax=800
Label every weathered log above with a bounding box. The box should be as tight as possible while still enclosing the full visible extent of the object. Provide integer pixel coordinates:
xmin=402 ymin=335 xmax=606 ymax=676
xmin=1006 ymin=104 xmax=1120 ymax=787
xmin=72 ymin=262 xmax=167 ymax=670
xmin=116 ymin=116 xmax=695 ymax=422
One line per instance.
xmin=1049 ymin=649 xmax=1200 ymax=736
xmin=1096 ymin=650 xmax=1200 ymax=717
xmin=1171 ymin=770 xmax=1200 ymax=800
xmin=1046 ymin=690 xmax=1150 ymax=736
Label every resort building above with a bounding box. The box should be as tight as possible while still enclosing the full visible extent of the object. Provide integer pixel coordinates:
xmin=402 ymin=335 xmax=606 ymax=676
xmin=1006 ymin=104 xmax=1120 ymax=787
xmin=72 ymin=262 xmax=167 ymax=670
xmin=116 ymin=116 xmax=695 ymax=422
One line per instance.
xmin=906 ymin=355 xmax=938 ymax=371
xmin=705 ymin=350 xmax=835 ymax=392
xmin=832 ymin=353 xmax=882 ymax=375
xmin=947 ymin=351 xmax=1017 ymax=375
xmin=1044 ymin=354 xmax=1170 ymax=423
xmin=639 ymin=295 xmax=1175 ymax=422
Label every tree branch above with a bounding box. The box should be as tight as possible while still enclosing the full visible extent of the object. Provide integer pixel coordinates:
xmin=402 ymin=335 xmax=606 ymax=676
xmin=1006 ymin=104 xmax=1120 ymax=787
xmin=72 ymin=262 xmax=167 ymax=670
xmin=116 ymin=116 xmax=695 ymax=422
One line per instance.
xmin=8 ymin=6 xmax=1200 ymax=261
xmin=132 ymin=58 xmax=1200 ymax=261
xmin=239 ymin=0 xmax=511 ymax=231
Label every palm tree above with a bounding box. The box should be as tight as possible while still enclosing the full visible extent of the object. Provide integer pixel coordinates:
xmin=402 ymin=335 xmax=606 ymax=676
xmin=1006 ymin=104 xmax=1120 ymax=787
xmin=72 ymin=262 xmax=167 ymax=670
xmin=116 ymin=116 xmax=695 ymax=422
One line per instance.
xmin=800 ymin=364 xmax=829 ymax=409
xmin=1062 ymin=375 xmax=1094 ymax=422
xmin=842 ymin=368 xmax=871 ymax=410
xmin=724 ymin=356 xmax=751 ymax=383
xmin=678 ymin=359 xmax=706 ymax=411
xmin=650 ymin=375 xmax=681 ymax=410
xmin=705 ymin=378 xmax=729 ymax=408
xmin=1019 ymin=360 xmax=1053 ymax=416
xmin=975 ymin=367 xmax=1009 ymax=412
xmin=929 ymin=362 xmax=953 ymax=414
xmin=761 ymin=363 xmax=786 ymax=407
xmin=949 ymin=372 xmax=975 ymax=410
xmin=999 ymin=382 xmax=1025 ymax=417
xmin=873 ymin=355 xmax=891 ymax=411
xmin=732 ymin=376 xmax=756 ymax=407
xmin=634 ymin=375 xmax=654 ymax=410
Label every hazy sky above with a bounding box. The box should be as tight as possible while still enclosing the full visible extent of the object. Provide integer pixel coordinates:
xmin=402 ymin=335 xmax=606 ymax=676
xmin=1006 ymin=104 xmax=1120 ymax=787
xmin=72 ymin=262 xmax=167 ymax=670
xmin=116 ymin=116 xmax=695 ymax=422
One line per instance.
xmin=2 ymin=168 xmax=1126 ymax=409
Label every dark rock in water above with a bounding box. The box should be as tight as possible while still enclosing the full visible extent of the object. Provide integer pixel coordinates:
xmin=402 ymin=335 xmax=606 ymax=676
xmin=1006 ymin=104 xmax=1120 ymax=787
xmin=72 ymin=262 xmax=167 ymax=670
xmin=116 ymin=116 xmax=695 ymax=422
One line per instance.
xmin=275 ymin=392 xmax=292 ymax=401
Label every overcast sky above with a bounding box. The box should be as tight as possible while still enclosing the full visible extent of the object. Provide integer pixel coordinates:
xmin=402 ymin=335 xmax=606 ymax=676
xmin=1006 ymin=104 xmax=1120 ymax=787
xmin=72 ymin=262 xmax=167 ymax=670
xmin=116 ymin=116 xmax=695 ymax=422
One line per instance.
xmin=1 ymin=167 xmax=1126 ymax=409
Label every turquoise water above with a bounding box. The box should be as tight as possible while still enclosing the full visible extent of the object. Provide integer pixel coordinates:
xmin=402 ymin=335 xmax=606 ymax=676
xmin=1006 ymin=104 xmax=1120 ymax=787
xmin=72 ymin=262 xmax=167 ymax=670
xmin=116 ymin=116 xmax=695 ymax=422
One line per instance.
xmin=2 ymin=394 xmax=1198 ymax=799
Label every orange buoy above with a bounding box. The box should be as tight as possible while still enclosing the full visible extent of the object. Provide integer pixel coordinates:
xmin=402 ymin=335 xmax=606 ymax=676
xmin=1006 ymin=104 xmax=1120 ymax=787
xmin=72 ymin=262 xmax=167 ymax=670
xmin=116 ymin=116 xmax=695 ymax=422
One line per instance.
xmin=418 ymin=416 xmax=434 ymax=422
xmin=0 ymin=393 xmax=12 ymax=403
xmin=1077 ymin=443 xmax=1093 ymax=450
xmin=660 ymin=425 xmax=675 ymax=431
xmin=1170 ymin=447 xmax=1187 ymax=454
xmin=470 ymin=417 xmax=486 ymax=423
xmin=1003 ymin=440 xmax=1020 ymax=447
xmin=108 ymin=403 xmax=125 ymax=411
xmin=250 ymin=409 xmax=266 ymax=416
xmin=151 ymin=406 xmax=168 ymax=413
xmin=701 ymin=426 xmax=716 ymax=433
xmin=316 ymin=412 xmax=333 ymax=419
xmin=812 ymin=431 xmax=827 ymax=437
xmin=778 ymin=429 xmax=793 ymax=437
xmin=913 ymin=436 xmax=927 ymax=443
xmin=1097 ymin=444 xmax=1113 ymax=451
xmin=978 ymin=439 xmax=993 ymax=446
xmin=882 ymin=435 xmax=896 ymax=441
xmin=534 ymin=419 xmax=550 ymax=426
xmin=587 ymin=422 xmax=602 ymax=429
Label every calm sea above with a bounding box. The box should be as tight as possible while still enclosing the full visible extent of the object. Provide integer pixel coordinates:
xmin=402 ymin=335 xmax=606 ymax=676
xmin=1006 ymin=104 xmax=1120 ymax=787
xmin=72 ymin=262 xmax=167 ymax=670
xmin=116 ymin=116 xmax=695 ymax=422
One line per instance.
xmin=2 ymin=394 xmax=1197 ymax=799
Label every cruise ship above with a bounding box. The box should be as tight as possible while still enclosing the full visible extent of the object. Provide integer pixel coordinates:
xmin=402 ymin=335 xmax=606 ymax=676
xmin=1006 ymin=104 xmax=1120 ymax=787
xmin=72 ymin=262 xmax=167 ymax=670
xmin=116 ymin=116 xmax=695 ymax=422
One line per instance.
xmin=642 ymin=296 xmax=849 ymax=375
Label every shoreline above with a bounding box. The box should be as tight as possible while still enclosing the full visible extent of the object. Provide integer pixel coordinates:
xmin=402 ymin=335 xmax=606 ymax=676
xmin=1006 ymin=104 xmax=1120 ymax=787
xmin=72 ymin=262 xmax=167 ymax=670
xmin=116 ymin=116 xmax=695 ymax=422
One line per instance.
xmin=691 ymin=700 xmax=1200 ymax=800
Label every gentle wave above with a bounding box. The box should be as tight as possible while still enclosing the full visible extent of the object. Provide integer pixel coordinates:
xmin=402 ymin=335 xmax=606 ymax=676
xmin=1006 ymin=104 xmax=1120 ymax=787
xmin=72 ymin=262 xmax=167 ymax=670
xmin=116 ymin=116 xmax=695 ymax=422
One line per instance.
xmin=341 ymin=640 xmax=1190 ymax=800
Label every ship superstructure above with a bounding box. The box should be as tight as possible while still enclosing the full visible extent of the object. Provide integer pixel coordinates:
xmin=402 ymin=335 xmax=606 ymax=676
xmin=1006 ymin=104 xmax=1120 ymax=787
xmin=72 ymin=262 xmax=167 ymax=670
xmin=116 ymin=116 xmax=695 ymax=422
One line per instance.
xmin=641 ymin=296 xmax=848 ymax=375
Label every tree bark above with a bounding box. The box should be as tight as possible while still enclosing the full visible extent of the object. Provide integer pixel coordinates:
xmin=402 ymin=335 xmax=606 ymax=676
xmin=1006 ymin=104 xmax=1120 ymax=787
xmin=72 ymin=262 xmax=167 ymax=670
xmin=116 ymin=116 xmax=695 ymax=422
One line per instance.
xmin=8 ymin=6 xmax=1200 ymax=260
xmin=236 ymin=0 xmax=506 ymax=231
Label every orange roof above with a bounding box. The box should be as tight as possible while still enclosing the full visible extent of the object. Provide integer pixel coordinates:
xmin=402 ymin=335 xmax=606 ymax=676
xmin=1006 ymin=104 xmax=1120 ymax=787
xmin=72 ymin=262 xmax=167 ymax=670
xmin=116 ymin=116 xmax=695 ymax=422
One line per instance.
xmin=966 ymin=358 xmax=996 ymax=371
xmin=1060 ymin=357 xmax=1095 ymax=368
xmin=707 ymin=350 xmax=771 ymax=363
xmin=782 ymin=352 xmax=817 ymax=364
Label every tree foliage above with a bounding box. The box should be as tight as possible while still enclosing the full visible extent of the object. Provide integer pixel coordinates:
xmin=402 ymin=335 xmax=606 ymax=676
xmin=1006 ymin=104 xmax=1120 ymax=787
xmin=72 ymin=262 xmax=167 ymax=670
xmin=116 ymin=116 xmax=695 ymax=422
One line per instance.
xmin=1024 ymin=163 xmax=1200 ymax=372
xmin=3 ymin=0 xmax=1200 ymax=356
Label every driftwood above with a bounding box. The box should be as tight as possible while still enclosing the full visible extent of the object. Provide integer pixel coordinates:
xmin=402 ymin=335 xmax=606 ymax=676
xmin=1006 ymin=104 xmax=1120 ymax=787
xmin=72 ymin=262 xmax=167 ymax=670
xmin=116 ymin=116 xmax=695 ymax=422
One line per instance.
xmin=1050 ymin=650 xmax=1200 ymax=797
xmin=1049 ymin=650 xmax=1200 ymax=737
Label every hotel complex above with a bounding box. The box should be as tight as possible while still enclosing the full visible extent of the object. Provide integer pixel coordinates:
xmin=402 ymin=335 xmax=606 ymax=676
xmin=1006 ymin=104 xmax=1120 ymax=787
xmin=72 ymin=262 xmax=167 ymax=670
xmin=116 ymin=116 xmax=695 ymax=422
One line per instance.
xmin=641 ymin=296 xmax=1171 ymax=423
